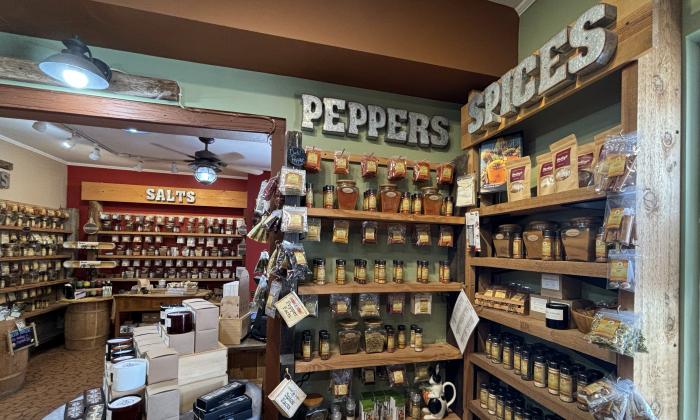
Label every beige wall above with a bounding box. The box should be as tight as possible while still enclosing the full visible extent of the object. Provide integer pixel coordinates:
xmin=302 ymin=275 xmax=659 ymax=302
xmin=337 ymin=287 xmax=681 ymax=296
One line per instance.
xmin=0 ymin=139 xmax=67 ymax=208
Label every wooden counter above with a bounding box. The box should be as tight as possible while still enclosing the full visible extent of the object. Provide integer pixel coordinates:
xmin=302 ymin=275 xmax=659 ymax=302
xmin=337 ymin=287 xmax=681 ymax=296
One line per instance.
xmin=112 ymin=291 xmax=209 ymax=337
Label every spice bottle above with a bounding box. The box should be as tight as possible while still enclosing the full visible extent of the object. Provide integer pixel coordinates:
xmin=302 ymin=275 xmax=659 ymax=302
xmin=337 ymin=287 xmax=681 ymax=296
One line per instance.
xmin=513 ymin=344 xmax=522 ymax=375
xmin=541 ymin=230 xmax=554 ymax=261
xmin=547 ymin=359 xmax=560 ymax=395
xmin=319 ymin=330 xmax=331 ymax=360
xmin=554 ymin=230 xmax=563 ymax=260
xmin=392 ymin=260 xmax=405 ymax=283
xmin=559 ymin=364 xmax=575 ymax=402
xmin=374 ymin=260 xmax=387 ymax=284
xmin=503 ymin=337 xmax=513 ymax=370
xmin=442 ymin=196 xmax=454 ymax=216
xmin=410 ymin=392 xmax=421 ymax=419
xmin=487 ymin=385 xmax=497 ymax=415
xmin=595 ymin=226 xmax=608 ymax=263
xmin=504 ymin=399 xmax=514 ymax=420
xmin=410 ymin=324 xmax=417 ymax=348
xmin=335 ymin=259 xmax=346 ymax=285
xmin=496 ymin=389 xmax=505 ymax=419
xmin=400 ymin=192 xmax=411 ymax=214
xmin=313 ymin=258 xmax=326 ymax=285
xmin=305 ymin=183 xmax=314 ymax=208
xmin=411 ymin=193 xmax=423 ymax=214
xmin=323 ymin=185 xmax=335 ymax=209
xmin=479 ymin=383 xmax=489 ymax=409
xmin=490 ymin=335 xmax=502 ymax=364
xmin=485 ymin=334 xmax=493 ymax=360
xmin=397 ymin=325 xmax=407 ymax=349
xmin=354 ymin=259 xmax=368 ymax=284
xmin=533 ymin=355 xmax=547 ymax=388
xmin=346 ymin=398 xmax=356 ymax=420
xmin=439 ymin=260 xmax=451 ymax=284
xmin=512 ymin=233 xmax=524 ymax=259
xmin=386 ymin=326 xmax=396 ymax=353
xmin=365 ymin=189 xmax=378 ymax=212
xmin=302 ymin=330 xmax=312 ymax=362
xmin=414 ymin=328 xmax=424 ymax=352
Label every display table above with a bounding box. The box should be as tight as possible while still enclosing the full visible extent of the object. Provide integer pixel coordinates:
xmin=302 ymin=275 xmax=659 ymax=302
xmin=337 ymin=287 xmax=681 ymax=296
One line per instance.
xmin=60 ymin=297 xmax=113 ymax=351
xmin=112 ymin=291 xmax=209 ymax=337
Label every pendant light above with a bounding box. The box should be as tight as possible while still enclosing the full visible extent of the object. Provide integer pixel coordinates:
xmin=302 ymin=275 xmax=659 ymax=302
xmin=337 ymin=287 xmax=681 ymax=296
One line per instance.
xmin=193 ymin=164 xmax=219 ymax=185
xmin=39 ymin=37 xmax=111 ymax=89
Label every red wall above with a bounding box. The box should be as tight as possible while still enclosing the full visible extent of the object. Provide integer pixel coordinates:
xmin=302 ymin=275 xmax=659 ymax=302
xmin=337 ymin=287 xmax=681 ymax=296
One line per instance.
xmin=66 ymin=166 xmax=269 ymax=292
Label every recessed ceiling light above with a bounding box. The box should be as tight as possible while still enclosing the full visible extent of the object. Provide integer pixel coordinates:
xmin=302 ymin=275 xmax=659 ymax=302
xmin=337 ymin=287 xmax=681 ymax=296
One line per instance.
xmin=89 ymin=147 xmax=101 ymax=161
xmin=39 ymin=37 xmax=111 ymax=90
xmin=32 ymin=121 xmax=48 ymax=132
xmin=61 ymin=135 xmax=77 ymax=149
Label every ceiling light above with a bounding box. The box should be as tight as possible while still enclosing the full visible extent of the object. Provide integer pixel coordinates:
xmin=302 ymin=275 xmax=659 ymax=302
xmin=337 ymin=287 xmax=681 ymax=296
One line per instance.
xmin=170 ymin=162 xmax=179 ymax=174
xmin=134 ymin=161 xmax=144 ymax=172
xmin=39 ymin=37 xmax=111 ymax=90
xmin=89 ymin=147 xmax=101 ymax=161
xmin=125 ymin=128 xmax=146 ymax=134
xmin=32 ymin=121 xmax=48 ymax=132
xmin=193 ymin=164 xmax=219 ymax=185
xmin=61 ymin=135 xmax=77 ymax=149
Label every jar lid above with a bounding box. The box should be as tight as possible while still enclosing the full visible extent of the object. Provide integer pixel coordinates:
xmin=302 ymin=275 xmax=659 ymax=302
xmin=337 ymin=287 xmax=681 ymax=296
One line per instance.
xmin=534 ymin=354 xmax=546 ymax=362
xmin=560 ymin=364 xmax=572 ymax=374
xmin=379 ymin=184 xmax=398 ymax=189
xmin=569 ymin=216 xmax=602 ymax=228
xmin=497 ymin=224 xmax=522 ymax=233
xmin=398 ymin=325 xmax=406 ymax=330
xmin=586 ymin=369 xmax=605 ymax=381
xmin=337 ymin=318 xmax=359 ymax=328
xmin=420 ymin=186 xmax=438 ymax=194
xmin=393 ymin=260 xmax=403 ymax=265
xmin=364 ymin=317 xmax=383 ymax=328
xmin=365 ymin=189 xmax=377 ymax=194
xmin=336 ymin=259 xmax=346 ymax=264
xmin=337 ymin=179 xmax=356 ymax=186
xmin=525 ymin=220 xmax=558 ymax=231
xmin=374 ymin=259 xmax=386 ymax=264
xmin=543 ymin=229 xmax=555 ymax=236
xmin=412 ymin=192 xmax=423 ymax=197
xmin=547 ymin=359 xmax=559 ymax=368
xmin=323 ymin=185 xmax=335 ymax=190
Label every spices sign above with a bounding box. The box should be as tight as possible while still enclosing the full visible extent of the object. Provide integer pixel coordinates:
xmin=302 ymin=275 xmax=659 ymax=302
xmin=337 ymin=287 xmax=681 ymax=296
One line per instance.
xmin=467 ymin=3 xmax=617 ymax=135
xmin=301 ymin=94 xmax=450 ymax=148
xmin=81 ymin=181 xmax=247 ymax=208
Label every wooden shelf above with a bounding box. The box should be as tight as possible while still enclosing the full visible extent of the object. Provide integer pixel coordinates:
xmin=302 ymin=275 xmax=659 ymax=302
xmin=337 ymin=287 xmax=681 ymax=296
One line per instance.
xmin=477 ymin=307 xmax=616 ymax=364
xmin=97 ymin=230 xmax=243 ymax=239
xmin=97 ymin=255 xmax=243 ymax=261
xmin=469 ymin=257 xmax=607 ymax=278
xmin=477 ymin=189 xmax=605 ymax=217
xmin=105 ymin=278 xmax=236 ymax=282
xmin=0 ymin=254 xmax=72 ymax=262
xmin=470 ymin=353 xmax=593 ymax=419
xmin=468 ymin=400 xmax=492 ymax=419
xmin=22 ymin=302 xmax=70 ymax=318
xmin=225 ymin=338 xmax=267 ymax=351
xmin=295 ymin=342 xmax=462 ymax=373
xmin=0 ymin=225 xmax=72 ymax=234
xmin=307 ymin=208 xmax=463 ymax=225
xmin=298 ymin=281 xmax=464 ymax=295
xmin=0 ymin=279 xmax=67 ymax=294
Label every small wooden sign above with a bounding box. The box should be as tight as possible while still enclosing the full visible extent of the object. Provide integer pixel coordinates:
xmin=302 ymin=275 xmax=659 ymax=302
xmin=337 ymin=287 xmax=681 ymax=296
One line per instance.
xmin=7 ymin=322 xmax=38 ymax=354
xmin=81 ymin=181 xmax=247 ymax=208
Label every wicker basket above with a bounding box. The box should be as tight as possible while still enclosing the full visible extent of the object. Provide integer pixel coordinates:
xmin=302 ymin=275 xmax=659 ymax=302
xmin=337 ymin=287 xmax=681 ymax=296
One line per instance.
xmin=571 ymin=300 xmax=596 ymax=334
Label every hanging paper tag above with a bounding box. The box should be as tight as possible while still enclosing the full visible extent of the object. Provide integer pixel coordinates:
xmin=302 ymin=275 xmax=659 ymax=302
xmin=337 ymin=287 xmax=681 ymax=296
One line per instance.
xmin=274 ymin=291 xmax=310 ymax=327
xmin=456 ymin=174 xmax=476 ymax=207
xmin=268 ymin=377 xmax=306 ymax=418
xmin=465 ymin=210 xmax=481 ymax=252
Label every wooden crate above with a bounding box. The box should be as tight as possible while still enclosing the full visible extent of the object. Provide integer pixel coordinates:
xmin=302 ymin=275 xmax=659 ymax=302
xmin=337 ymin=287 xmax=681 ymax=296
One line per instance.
xmin=178 ymin=343 xmax=228 ymax=385
xmin=474 ymin=292 xmax=528 ymax=314
xmin=219 ymin=312 xmax=251 ymax=345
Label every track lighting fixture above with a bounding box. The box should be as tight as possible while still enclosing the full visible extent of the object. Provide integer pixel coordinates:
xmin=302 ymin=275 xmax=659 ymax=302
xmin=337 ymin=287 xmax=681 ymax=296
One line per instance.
xmin=39 ymin=37 xmax=111 ymax=89
xmin=89 ymin=147 xmax=101 ymax=161
xmin=60 ymin=135 xmax=77 ymax=150
xmin=32 ymin=121 xmax=48 ymax=132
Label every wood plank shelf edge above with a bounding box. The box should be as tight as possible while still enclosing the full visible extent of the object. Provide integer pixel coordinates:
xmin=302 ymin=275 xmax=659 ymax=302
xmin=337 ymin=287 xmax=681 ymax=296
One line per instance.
xmin=0 ymin=278 xmax=67 ymax=294
xmin=469 ymin=353 xmax=593 ymax=419
xmin=477 ymin=189 xmax=605 ymax=217
xmin=0 ymin=225 xmax=72 ymax=234
xmin=96 ymin=255 xmax=243 ymax=261
xmin=468 ymin=400 xmax=492 ymax=419
xmin=0 ymin=254 xmax=73 ymax=262
xmin=295 ymin=342 xmax=462 ymax=373
xmin=106 ymin=278 xmax=236 ymax=282
xmin=307 ymin=208 xmax=463 ymax=225
xmin=97 ymin=230 xmax=243 ymax=239
xmin=469 ymin=257 xmax=607 ymax=278
xmin=477 ymin=307 xmax=616 ymax=363
xmin=22 ymin=302 xmax=70 ymax=318
xmin=298 ymin=281 xmax=464 ymax=295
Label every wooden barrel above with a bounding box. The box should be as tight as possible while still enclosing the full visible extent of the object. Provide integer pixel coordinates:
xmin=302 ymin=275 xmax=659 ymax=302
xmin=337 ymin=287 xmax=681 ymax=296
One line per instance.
xmin=65 ymin=299 xmax=111 ymax=351
xmin=0 ymin=319 xmax=28 ymax=397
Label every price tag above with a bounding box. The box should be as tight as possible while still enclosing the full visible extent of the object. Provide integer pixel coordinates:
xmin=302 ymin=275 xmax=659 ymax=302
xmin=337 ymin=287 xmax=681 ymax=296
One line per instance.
xmin=274 ymin=291 xmax=310 ymax=328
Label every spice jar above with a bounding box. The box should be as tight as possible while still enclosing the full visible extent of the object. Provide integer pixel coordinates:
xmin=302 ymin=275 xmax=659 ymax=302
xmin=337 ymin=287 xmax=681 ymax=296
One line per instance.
xmin=379 ymin=184 xmax=401 ymax=213
xmin=561 ymin=217 xmax=601 ymax=262
xmin=302 ymin=330 xmax=313 ymax=362
xmin=547 ymin=359 xmax=560 ymax=395
xmin=386 ymin=326 xmax=396 ymax=353
xmin=545 ymin=302 xmax=570 ymax=330
xmin=421 ymin=186 xmax=442 ymax=215
xmin=487 ymin=385 xmax=497 ymax=415
xmin=410 ymin=324 xmax=417 ymax=348
xmin=438 ymin=260 xmax=450 ymax=284
xmin=392 ymin=260 xmax=404 ymax=283
xmin=595 ymin=226 xmax=608 ymax=263
xmin=364 ymin=189 xmax=378 ymax=212
xmin=559 ymin=364 xmax=575 ymax=402
xmin=411 ymin=193 xmax=423 ymax=214
xmin=502 ymin=337 xmax=514 ymax=370
xmin=490 ymin=335 xmax=502 ymax=364
xmin=399 ymin=192 xmax=411 ymax=214
xmin=410 ymin=392 xmax=422 ymax=419
xmin=442 ymin=196 xmax=454 ymax=216
xmin=305 ymin=183 xmax=314 ymax=208
xmin=494 ymin=224 xmax=522 ymax=258
xmin=414 ymin=327 xmax=423 ymax=352
xmin=335 ymin=259 xmax=346 ymax=285
xmin=496 ymin=390 xmax=505 ymax=419
xmin=373 ymin=260 xmax=387 ymax=284
xmin=479 ymin=383 xmax=489 ymax=409
xmin=336 ymin=180 xmax=359 ymax=210
xmin=533 ymin=355 xmax=547 ymax=388
xmin=485 ymin=334 xmax=493 ymax=359
xmin=363 ymin=318 xmax=386 ymax=354
xmin=541 ymin=230 xmax=555 ymax=261
xmin=512 ymin=233 xmax=524 ymax=259
xmin=337 ymin=319 xmax=361 ymax=355
xmin=353 ymin=259 xmax=368 ymax=284
xmin=523 ymin=221 xmax=558 ymax=260
xmin=319 ymin=330 xmax=331 ymax=360
xmin=505 ymin=399 xmax=514 ymax=420
xmin=416 ymin=260 xmax=430 ymax=283
xmin=312 ymin=258 xmax=326 ymax=285
xmin=513 ymin=344 xmax=522 ymax=375
xmin=323 ymin=185 xmax=335 ymax=209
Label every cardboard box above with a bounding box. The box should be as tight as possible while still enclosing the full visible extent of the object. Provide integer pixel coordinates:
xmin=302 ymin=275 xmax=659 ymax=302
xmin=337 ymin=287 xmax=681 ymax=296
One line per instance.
xmin=195 ymin=328 xmax=220 ymax=353
xmin=183 ymin=298 xmax=220 ymax=331
xmin=179 ymin=343 xmax=228 ymax=385
xmin=179 ymin=374 xmax=228 ymax=413
xmin=144 ymin=345 xmax=178 ymax=384
xmin=146 ymin=382 xmax=180 ymax=420
xmin=540 ymin=274 xmax=581 ymax=299
xmin=529 ymin=294 xmax=548 ymax=320
xmin=164 ymin=330 xmax=194 ymax=355
xmin=135 ymin=335 xmax=165 ymax=355
xmin=219 ymin=312 xmax=252 ymax=345
xmin=133 ymin=325 xmax=160 ymax=337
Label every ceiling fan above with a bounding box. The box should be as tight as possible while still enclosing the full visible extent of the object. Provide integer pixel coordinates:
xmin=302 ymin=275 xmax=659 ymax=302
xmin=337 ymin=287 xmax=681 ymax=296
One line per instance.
xmin=151 ymin=137 xmax=264 ymax=182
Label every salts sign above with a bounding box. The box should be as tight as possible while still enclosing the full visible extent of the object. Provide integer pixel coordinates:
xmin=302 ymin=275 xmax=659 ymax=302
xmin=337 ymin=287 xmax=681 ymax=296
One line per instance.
xmin=467 ymin=3 xmax=618 ymax=135
xmin=80 ymin=182 xmax=247 ymax=208
xmin=145 ymin=188 xmax=196 ymax=204
xmin=301 ymin=94 xmax=450 ymax=148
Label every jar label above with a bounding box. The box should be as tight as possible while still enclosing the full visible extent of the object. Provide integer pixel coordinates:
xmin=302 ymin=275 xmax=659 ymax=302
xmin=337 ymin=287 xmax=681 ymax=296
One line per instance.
xmin=545 ymin=307 xmax=564 ymax=321
xmin=429 ymin=195 xmax=440 ymax=201
xmin=495 ymin=233 xmax=505 ymax=240
xmin=526 ymin=234 xmax=539 ymax=242
xmin=342 ymin=187 xmax=354 ymax=194
xmin=565 ymin=228 xmax=581 ymax=237
xmin=386 ymin=191 xmax=397 ymax=198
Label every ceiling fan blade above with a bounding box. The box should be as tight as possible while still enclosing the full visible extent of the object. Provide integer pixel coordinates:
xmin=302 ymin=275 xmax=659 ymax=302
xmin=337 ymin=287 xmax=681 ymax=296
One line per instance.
xmin=217 ymin=152 xmax=244 ymax=161
xmin=227 ymin=165 xmax=265 ymax=176
xmin=150 ymin=143 xmax=197 ymax=159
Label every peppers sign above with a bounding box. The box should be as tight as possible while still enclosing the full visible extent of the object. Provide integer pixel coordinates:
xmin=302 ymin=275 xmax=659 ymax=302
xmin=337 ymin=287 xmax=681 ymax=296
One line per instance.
xmin=467 ymin=3 xmax=618 ymax=135
xmin=301 ymin=94 xmax=450 ymax=148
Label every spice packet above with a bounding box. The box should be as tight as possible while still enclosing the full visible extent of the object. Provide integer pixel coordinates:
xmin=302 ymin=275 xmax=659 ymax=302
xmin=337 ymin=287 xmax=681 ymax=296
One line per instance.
xmin=265 ymin=279 xmax=283 ymax=317
xmin=577 ymin=142 xmax=596 ymax=188
xmin=388 ymin=157 xmax=407 ymax=181
xmin=362 ymin=221 xmax=378 ymax=244
xmin=361 ymin=367 xmax=377 ymax=385
xmin=300 ymin=295 xmax=319 ymax=317
xmin=387 ymin=365 xmax=407 ymax=387
xmin=414 ymin=224 xmax=432 ymax=247
xmin=604 ymin=192 xmax=636 ymax=246
xmin=455 ymin=174 xmax=476 ymax=207
xmin=304 ymin=147 xmax=322 ymax=173
xmin=330 ymin=369 xmax=352 ymax=397
xmin=330 ymin=294 xmax=352 ymax=318
xmin=332 ymin=220 xmax=350 ymax=244
xmin=549 ymin=134 xmax=579 ymax=192
xmin=607 ymin=249 xmax=636 ymax=292
xmin=334 ymin=151 xmax=350 ymax=175
xmin=279 ymin=166 xmax=307 ymax=196
xmin=361 ymin=154 xmax=378 ymax=178
xmin=595 ymin=132 xmax=638 ymax=193
xmin=536 ymin=153 xmax=555 ymax=196
xmin=505 ymin=156 xmax=532 ymax=202
xmin=413 ymin=363 xmax=432 ymax=383
xmin=281 ymin=206 xmax=308 ymax=233
xmin=387 ymin=293 xmax=405 ymax=315
xmin=437 ymin=162 xmax=455 ymax=185
xmin=582 ymin=378 xmax=629 ymax=420
xmin=413 ymin=160 xmax=431 ymax=183
xmin=305 ymin=218 xmax=322 ymax=242
xmin=358 ymin=293 xmax=381 ymax=318
xmin=438 ymin=225 xmax=454 ymax=247
xmin=585 ymin=309 xmax=647 ymax=356
xmin=387 ymin=223 xmax=407 ymax=245
xmin=411 ymin=293 xmax=432 ymax=315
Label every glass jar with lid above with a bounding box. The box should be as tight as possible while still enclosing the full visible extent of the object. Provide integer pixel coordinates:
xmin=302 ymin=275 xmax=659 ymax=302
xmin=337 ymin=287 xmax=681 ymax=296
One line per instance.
xmin=323 ymin=185 xmax=335 ymax=209
xmin=411 ymin=193 xmax=423 ymax=214
xmin=335 ymin=259 xmax=347 ymax=285
xmin=533 ymin=355 xmax=547 ymax=388
xmin=490 ymin=335 xmax=502 ymax=363
xmin=421 ymin=186 xmax=442 ymax=215
xmin=399 ymin=192 xmax=412 ymax=214
xmin=303 ymin=394 xmax=329 ymax=420
xmin=336 ymin=180 xmax=359 ymax=210
xmin=379 ymin=184 xmax=401 ymax=213
xmin=502 ymin=337 xmax=514 ymax=369
xmin=363 ymin=318 xmax=386 ymax=354
xmin=494 ymin=224 xmax=522 ymax=258
xmin=442 ymin=196 xmax=454 ymax=216
xmin=595 ymin=226 xmax=608 ymax=263
xmin=337 ymin=318 xmax=360 ymax=355
xmin=561 ymin=216 xmax=601 ymax=262
xmin=541 ymin=230 xmax=555 ymax=261
xmin=438 ymin=261 xmax=450 ymax=284
xmin=392 ymin=260 xmax=405 ymax=283
xmin=364 ymin=189 xmax=378 ymax=212
xmin=373 ymin=260 xmax=387 ymax=284
xmin=523 ymin=221 xmax=558 ymax=260
xmin=353 ymin=259 xmax=368 ymax=284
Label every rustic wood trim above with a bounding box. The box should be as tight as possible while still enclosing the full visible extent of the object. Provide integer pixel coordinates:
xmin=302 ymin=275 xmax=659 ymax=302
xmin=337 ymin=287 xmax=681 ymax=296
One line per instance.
xmin=0 ymin=56 xmax=180 ymax=101
xmin=81 ymin=181 xmax=248 ymax=208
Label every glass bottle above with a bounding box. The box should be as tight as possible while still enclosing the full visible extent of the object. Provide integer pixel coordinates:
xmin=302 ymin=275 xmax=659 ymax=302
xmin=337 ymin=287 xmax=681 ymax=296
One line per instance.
xmin=414 ymin=327 xmax=424 ymax=352
xmin=302 ymin=330 xmax=312 ymax=362
xmin=595 ymin=226 xmax=608 ymax=263
xmin=410 ymin=324 xmax=417 ymax=348
xmin=553 ymin=230 xmax=564 ymax=260
xmin=541 ymin=230 xmax=554 ymax=261
xmin=313 ymin=258 xmax=326 ymax=285
xmin=366 ymin=189 xmax=378 ymax=212
xmin=392 ymin=260 xmax=405 ymax=283
xmin=485 ymin=334 xmax=493 ymax=360
xmin=487 ymin=384 xmax=497 ymax=415
xmin=386 ymin=326 xmax=396 ymax=353
xmin=534 ymin=355 xmax=547 ymax=388
xmin=397 ymin=325 xmax=407 ymax=349
xmin=335 ymin=259 xmax=346 ymax=285
xmin=399 ymin=192 xmax=411 ymax=214
xmin=491 ymin=335 xmax=502 ymax=364
xmin=521 ymin=347 xmax=533 ymax=381
xmin=411 ymin=193 xmax=423 ymax=214
xmin=346 ymin=398 xmax=356 ymax=420
xmin=496 ymin=389 xmax=505 ymax=420
xmin=512 ymin=233 xmax=524 ymax=259
xmin=319 ymin=330 xmax=331 ymax=360
xmin=354 ymin=259 xmax=367 ymax=284
xmin=374 ymin=260 xmax=387 ymax=284
xmin=503 ymin=337 xmax=513 ymax=370
xmin=331 ymin=404 xmax=342 ymax=420
xmin=323 ymin=185 xmax=335 ymax=209
xmin=479 ymin=383 xmax=489 ymax=409
xmin=559 ymin=364 xmax=575 ymax=403
xmin=513 ymin=344 xmax=522 ymax=376
xmin=305 ymin=183 xmax=314 ymax=208
xmin=547 ymin=359 xmax=560 ymax=395
xmin=410 ymin=392 xmax=422 ymax=419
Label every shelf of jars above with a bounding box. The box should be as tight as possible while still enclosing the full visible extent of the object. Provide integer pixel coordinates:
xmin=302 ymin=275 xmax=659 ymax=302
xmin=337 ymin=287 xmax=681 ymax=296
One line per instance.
xmin=97 ymin=230 xmax=243 ymax=238
xmin=0 ymin=225 xmax=72 ymax=234
xmin=468 ymin=258 xmax=607 ymax=279
xmin=23 ymin=302 xmax=70 ymax=318
xmin=0 ymin=200 xmax=73 ymax=231
xmin=307 ymin=208 xmax=463 ymax=225
xmin=104 ymin=277 xmax=235 ymax=282
xmin=97 ymin=255 xmax=243 ymax=261
xmin=295 ymin=342 xmax=462 ymax=373
xmin=0 ymin=254 xmax=73 ymax=262
xmin=298 ymin=281 xmax=464 ymax=295
xmin=477 ymin=189 xmax=606 ymax=217
xmin=97 ymin=212 xmax=245 ymax=236
xmin=0 ymin=278 xmax=67 ymax=294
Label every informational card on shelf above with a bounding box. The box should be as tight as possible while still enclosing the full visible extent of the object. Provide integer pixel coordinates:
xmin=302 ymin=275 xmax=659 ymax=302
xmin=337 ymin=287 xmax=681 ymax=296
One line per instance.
xmin=450 ymin=290 xmax=479 ymax=354
xmin=465 ymin=210 xmax=481 ymax=252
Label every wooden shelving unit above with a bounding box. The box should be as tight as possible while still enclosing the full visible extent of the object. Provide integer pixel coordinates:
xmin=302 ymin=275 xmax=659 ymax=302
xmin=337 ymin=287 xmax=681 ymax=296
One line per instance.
xmin=298 ymin=281 xmax=464 ymax=295
xmin=467 ymin=400 xmax=491 ymax=420
xmin=295 ymin=343 xmax=462 ymax=373
xmin=0 ymin=279 xmax=68 ymax=294
xmin=22 ymin=302 xmax=70 ymax=318
xmin=307 ymin=208 xmax=463 ymax=225
xmin=477 ymin=307 xmax=616 ymax=364
xmin=470 ymin=353 xmax=592 ymax=419
xmin=477 ymin=189 xmax=605 ymax=217
xmin=105 ymin=277 xmax=235 ymax=282
xmin=97 ymin=230 xmax=243 ymax=238
xmin=0 ymin=254 xmax=72 ymax=262
xmin=96 ymin=255 xmax=242 ymax=261
xmin=468 ymin=258 xmax=607 ymax=278
xmin=0 ymin=225 xmax=72 ymax=234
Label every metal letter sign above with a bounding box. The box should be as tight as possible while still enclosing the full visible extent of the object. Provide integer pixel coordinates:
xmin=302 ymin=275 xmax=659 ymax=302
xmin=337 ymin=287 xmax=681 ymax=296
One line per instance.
xmin=466 ymin=3 xmax=618 ymax=135
xmin=300 ymin=96 xmax=450 ymax=148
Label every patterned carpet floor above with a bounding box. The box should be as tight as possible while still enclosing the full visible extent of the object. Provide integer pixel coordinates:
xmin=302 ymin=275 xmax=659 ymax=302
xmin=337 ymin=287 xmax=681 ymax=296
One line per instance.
xmin=0 ymin=345 xmax=104 ymax=420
